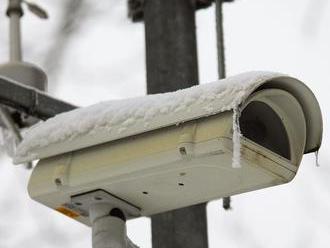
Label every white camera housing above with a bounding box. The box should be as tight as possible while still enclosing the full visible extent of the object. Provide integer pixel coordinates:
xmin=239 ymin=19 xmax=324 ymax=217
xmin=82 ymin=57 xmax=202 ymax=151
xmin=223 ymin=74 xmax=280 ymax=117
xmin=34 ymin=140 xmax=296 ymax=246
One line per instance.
xmin=16 ymin=72 xmax=322 ymax=225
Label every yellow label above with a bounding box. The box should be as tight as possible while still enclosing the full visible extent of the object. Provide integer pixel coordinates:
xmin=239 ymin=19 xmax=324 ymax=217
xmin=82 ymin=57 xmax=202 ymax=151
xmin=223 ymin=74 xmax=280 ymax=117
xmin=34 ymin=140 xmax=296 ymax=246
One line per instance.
xmin=56 ymin=206 xmax=80 ymax=218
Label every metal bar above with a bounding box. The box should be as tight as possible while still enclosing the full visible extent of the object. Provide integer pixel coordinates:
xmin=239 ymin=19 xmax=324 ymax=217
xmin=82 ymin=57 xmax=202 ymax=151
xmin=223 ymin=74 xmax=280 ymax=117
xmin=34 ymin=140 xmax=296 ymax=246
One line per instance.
xmin=216 ymin=0 xmax=226 ymax=79
xmin=150 ymin=204 xmax=208 ymax=248
xmin=9 ymin=12 xmax=22 ymax=61
xmin=144 ymin=0 xmax=208 ymax=247
xmin=0 ymin=77 xmax=77 ymax=120
xmin=7 ymin=0 xmax=23 ymax=62
xmin=216 ymin=0 xmax=232 ymax=210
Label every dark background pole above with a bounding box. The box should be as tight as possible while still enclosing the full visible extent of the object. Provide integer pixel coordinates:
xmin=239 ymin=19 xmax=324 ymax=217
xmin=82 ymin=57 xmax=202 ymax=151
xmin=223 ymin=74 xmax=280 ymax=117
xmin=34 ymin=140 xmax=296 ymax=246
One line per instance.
xmin=216 ymin=0 xmax=226 ymax=79
xmin=144 ymin=0 xmax=208 ymax=247
xmin=144 ymin=0 xmax=199 ymax=93
xmin=216 ymin=0 xmax=229 ymax=210
xmin=215 ymin=0 xmax=231 ymax=210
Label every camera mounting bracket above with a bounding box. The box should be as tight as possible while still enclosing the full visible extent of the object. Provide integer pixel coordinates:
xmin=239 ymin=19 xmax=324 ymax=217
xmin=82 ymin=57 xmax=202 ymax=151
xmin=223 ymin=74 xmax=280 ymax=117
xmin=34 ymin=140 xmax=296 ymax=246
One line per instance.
xmin=69 ymin=189 xmax=141 ymax=221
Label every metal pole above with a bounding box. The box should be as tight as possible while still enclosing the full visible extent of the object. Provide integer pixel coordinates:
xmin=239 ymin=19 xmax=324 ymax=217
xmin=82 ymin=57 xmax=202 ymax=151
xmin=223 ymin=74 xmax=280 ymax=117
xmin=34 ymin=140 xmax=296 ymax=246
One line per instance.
xmin=9 ymin=12 xmax=22 ymax=61
xmin=7 ymin=0 xmax=23 ymax=62
xmin=89 ymin=203 xmax=139 ymax=248
xmin=144 ymin=0 xmax=199 ymax=93
xmin=144 ymin=0 xmax=208 ymax=247
xmin=90 ymin=204 xmax=127 ymax=248
xmin=216 ymin=0 xmax=231 ymax=210
xmin=216 ymin=0 xmax=226 ymax=79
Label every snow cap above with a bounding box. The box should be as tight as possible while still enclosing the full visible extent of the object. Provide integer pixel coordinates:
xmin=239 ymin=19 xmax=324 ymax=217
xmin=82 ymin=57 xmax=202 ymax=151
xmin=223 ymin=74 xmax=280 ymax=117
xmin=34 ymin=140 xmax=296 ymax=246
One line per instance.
xmin=14 ymin=71 xmax=322 ymax=164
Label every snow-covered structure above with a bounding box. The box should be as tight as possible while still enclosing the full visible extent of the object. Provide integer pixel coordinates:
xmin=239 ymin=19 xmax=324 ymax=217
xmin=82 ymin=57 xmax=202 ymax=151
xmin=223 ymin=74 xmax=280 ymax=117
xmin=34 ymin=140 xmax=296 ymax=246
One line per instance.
xmin=14 ymin=71 xmax=322 ymax=165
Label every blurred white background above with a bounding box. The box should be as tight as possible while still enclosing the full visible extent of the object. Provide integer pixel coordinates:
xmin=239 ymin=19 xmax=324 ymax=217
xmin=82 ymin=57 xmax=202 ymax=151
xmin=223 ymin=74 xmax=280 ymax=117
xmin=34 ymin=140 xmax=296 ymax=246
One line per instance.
xmin=0 ymin=0 xmax=329 ymax=247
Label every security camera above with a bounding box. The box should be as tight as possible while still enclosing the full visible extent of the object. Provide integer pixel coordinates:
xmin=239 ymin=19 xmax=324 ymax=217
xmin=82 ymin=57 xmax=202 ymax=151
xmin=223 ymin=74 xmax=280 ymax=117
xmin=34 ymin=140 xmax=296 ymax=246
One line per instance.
xmin=15 ymin=71 xmax=322 ymax=225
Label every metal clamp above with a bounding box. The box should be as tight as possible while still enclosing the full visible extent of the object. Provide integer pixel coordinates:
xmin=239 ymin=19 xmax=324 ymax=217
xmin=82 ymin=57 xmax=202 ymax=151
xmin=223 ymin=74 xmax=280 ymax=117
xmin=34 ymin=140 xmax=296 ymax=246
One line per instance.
xmin=70 ymin=189 xmax=141 ymax=220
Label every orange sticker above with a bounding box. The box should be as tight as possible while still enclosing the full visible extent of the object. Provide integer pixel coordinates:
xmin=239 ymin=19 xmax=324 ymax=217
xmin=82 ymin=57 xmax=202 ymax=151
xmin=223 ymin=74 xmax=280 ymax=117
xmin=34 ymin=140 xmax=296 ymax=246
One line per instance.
xmin=56 ymin=206 xmax=80 ymax=218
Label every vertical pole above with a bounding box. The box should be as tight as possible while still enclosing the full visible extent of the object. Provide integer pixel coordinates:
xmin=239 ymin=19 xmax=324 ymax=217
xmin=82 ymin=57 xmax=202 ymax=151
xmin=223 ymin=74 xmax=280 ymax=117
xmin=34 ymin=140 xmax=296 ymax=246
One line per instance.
xmin=216 ymin=0 xmax=231 ymax=210
xmin=144 ymin=0 xmax=208 ymax=247
xmin=9 ymin=12 xmax=22 ymax=62
xmin=0 ymin=0 xmax=24 ymax=164
xmin=144 ymin=0 xmax=199 ymax=93
xmin=2 ymin=0 xmax=42 ymax=169
xmin=215 ymin=0 xmax=226 ymax=79
xmin=7 ymin=0 xmax=23 ymax=62
xmin=90 ymin=204 xmax=127 ymax=248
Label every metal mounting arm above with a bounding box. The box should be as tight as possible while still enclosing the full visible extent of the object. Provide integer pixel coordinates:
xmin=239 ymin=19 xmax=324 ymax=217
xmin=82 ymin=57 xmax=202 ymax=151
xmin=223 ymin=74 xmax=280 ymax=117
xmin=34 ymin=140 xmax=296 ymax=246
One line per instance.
xmin=71 ymin=190 xmax=140 ymax=248
xmin=0 ymin=76 xmax=77 ymax=121
xmin=90 ymin=204 xmax=128 ymax=248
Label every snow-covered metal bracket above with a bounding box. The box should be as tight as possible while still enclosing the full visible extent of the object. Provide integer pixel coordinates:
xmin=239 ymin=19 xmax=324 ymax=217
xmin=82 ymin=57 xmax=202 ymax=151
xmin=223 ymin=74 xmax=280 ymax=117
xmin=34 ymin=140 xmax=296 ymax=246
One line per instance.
xmin=0 ymin=76 xmax=77 ymax=121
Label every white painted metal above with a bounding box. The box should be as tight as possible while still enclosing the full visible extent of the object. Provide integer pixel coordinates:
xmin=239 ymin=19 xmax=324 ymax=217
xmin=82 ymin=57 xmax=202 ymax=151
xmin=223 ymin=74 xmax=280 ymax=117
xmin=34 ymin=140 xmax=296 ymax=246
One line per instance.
xmin=71 ymin=190 xmax=140 ymax=219
xmin=27 ymin=88 xmax=310 ymax=226
xmin=242 ymin=89 xmax=306 ymax=165
xmin=89 ymin=203 xmax=138 ymax=248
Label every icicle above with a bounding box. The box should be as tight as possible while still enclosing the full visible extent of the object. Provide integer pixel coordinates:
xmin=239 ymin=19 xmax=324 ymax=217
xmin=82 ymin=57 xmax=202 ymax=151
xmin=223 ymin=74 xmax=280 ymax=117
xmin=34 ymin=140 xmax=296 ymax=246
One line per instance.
xmin=232 ymin=106 xmax=242 ymax=168
xmin=315 ymin=150 xmax=320 ymax=167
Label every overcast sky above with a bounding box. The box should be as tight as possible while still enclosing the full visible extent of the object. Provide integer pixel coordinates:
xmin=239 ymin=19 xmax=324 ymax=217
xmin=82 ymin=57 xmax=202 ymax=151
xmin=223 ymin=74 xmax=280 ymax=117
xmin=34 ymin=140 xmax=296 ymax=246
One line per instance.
xmin=0 ymin=0 xmax=329 ymax=247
